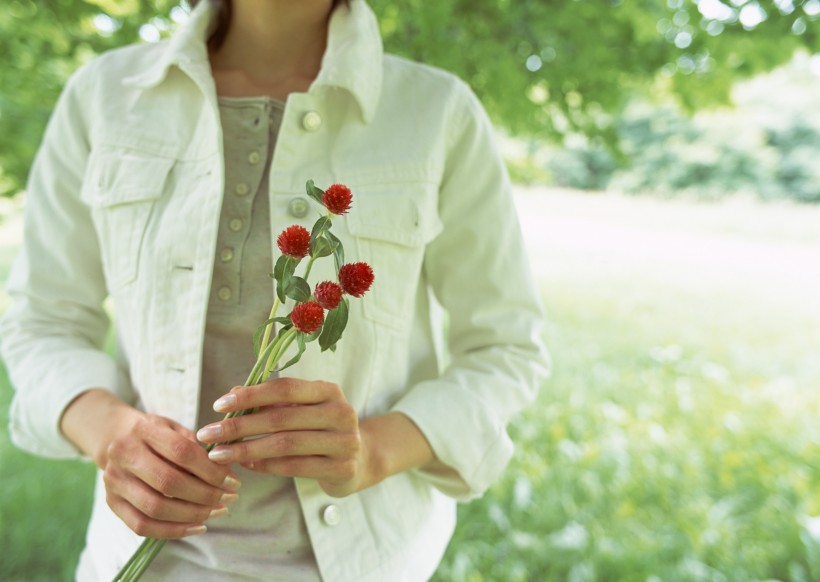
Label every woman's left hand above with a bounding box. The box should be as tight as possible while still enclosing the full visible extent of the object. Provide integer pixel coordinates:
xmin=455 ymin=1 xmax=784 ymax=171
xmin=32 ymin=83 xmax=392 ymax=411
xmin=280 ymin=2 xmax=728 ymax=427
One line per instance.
xmin=196 ymin=378 xmax=377 ymax=498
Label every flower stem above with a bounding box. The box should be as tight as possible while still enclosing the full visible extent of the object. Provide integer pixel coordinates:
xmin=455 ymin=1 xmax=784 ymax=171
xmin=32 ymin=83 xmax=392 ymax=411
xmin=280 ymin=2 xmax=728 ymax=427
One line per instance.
xmin=303 ymin=256 xmax=317 ymax=281
xmin=112 ymin=538 xmax=166 ymax=581
xmin=258 ymin=297 xmax=280 ymax=355
xmin=262 ymin=327 xmax=297 ymax=379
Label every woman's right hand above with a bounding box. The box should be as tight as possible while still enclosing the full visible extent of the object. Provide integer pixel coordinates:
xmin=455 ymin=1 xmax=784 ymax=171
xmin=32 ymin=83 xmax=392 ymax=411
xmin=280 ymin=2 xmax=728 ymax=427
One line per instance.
xmin=61 ymin=389 xmax=240 ymax=539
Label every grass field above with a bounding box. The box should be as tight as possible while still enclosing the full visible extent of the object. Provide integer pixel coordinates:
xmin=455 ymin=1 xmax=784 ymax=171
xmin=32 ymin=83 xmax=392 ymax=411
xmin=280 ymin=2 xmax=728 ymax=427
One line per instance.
xmin=2 ymin=189 xmax=820 ymax=581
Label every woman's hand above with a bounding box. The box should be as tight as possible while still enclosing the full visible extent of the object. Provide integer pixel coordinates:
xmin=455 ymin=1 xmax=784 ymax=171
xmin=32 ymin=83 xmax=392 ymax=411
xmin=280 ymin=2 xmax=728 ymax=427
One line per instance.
xmin=197 ymin=379 xmax=377 ymax=497
xmin=61 ymin=390 xmax=241 ymax=539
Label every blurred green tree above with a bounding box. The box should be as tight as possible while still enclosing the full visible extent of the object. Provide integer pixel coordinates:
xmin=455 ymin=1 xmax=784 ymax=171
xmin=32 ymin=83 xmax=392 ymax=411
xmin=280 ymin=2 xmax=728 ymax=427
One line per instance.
xmin=1 ymin=0 xmax=819 ymax=197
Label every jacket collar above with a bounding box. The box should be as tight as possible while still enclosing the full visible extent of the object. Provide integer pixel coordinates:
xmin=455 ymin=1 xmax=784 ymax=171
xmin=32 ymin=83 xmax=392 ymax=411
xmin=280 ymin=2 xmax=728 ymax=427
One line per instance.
xmin=122 ymin=0 xmax=383 ymax=123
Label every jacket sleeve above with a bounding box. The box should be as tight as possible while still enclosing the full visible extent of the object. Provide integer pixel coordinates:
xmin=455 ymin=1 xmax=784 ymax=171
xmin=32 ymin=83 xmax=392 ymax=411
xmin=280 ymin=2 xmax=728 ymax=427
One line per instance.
xmin=0 ymin=66 xmax=133 ymax=459
xmin=391 ymin=81 xmax=551 ymax=501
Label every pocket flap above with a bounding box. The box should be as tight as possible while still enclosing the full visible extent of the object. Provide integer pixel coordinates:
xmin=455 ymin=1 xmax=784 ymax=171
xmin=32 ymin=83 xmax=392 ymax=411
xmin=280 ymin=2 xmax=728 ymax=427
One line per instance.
xmin=84 ymin=154 xmax=175 ymax=208
xmin=346 ymin=185 xmax=443 ymax=247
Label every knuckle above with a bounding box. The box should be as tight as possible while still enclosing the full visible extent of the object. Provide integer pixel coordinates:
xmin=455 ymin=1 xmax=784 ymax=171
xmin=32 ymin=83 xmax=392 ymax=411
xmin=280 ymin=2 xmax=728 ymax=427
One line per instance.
xmin=342 ymin=430 xmax=362 ymax=453
xmin=232 ymin=440 xmax=251 ymax=462
xmin=277 ymin=379 xmax=298 ymax=400
xmin=135 ymin=415 xmax=159 ymax=435
xmin=131 ymin=516 xmax=152 ymax=537
xmin=154 ymin=468 xmax=180 ymax=495
xmin=222 ymin=418 xmax=240 ymax=441
xmin=265 ymin=406 xmax=289 ymax=427
xmin=323 ymin=381 xmax=343 ymax=399
xmin=207 ymin=487 xmax=224 ymax=505
xmin=274 ymin=433 xmax=296 ymax=455
xmin=336 ymin=404 xmax=358 ymax=428
xmin=339 ymin=459 xmax=357 ymax=480
xmin=170 ymin=440 xmax=197 ymax=465
xmin=141 ymin=495 xmax=164 ymax=519
xmin=196 ymin=505 xmax=213 ymax=523
xmin=102 ymin=466 xmax=116 ymax=488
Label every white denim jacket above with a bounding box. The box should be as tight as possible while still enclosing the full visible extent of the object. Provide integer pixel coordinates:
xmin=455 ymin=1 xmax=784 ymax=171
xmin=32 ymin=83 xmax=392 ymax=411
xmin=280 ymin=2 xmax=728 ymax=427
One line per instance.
xmin=0 ymin=1 xmax=549 ymax=580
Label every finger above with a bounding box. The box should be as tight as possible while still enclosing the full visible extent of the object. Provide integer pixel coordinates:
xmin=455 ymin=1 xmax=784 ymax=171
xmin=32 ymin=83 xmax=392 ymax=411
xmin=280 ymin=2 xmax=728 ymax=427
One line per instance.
xmin=121 ymin=441 xmax=235 ymax=505
xmin=213 ymin=379 xmax=343 ymax=414
xmin=246 ymin=455 xmax=357 ymax=483
xmin=140 ymin=423 xmax=238 ymax=491
xmin=196 ymin=400 xmax=357 ymax=445
xmin=106 ymin=491 xmax=209 ymax=540
xmin=207 ymin=430 xmax=361 ymax=465
xmin=119 ymin=474 xmax=232 ymax=524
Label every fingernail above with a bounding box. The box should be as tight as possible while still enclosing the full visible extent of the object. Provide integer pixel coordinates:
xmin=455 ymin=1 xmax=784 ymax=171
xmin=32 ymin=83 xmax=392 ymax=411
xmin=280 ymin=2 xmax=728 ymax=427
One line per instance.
xmin=185 ymin=525 xmax=207 ymax=536
xmin=208 ymin=447 xmax=233 ymax=463
xmin=196 ymin=424 xmax=222 ymax=442
xmin=213 ymin=394 xmax=237 ymax=412
xmin=220 ymin=493 xmax=239 ymax=506
xmin=208 ymin=506 xmax=229 ymax=519
xmin=222 ymin=475 xmax=242 ymax=491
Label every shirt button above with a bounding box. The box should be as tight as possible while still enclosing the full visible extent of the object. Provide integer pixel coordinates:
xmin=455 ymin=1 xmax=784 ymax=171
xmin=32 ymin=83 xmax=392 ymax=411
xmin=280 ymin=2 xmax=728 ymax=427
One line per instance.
xmin=229 ymin=218 xmax=244 ymax=232
xmin=301 ymin=111 xmax=322 ymax=132
xmin=217 ymin=286 xmax=232 ymax=301
xmin=220 ymin=247 xmax=234 ymax=262
xmin=248 ymin=151 xmax=261 ymax=165
xmin=235 ymin=183 xmax=249 ymax=196
xmin=287 ymin=197 xmax=310 ymax=218
xmin=321 ymin=504 xmax=341 ymax=526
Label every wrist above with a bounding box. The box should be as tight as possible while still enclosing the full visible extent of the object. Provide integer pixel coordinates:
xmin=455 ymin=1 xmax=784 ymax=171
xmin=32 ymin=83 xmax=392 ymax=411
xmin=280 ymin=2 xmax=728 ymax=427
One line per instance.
xmin=60 ymin=389 xmax=141 ymax=468
xmin=358 ymin=412 xmax=436 ymax=486
xmin=359 ymin=418 xmax=389 ymax=488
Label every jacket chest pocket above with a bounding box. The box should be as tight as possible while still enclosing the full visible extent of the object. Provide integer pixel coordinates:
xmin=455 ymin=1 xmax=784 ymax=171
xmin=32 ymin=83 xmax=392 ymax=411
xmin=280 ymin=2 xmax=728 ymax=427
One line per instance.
xmin=81 ymin=153 xmax=174 ymax=293
xmin=345 ymin=181 xmax=443 ymax=331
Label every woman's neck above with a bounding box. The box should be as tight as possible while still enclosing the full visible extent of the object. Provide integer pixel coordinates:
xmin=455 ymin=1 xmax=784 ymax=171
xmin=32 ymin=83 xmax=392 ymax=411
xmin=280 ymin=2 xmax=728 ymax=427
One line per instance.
xmin=209 ymin=0 xmax=333 ymax=99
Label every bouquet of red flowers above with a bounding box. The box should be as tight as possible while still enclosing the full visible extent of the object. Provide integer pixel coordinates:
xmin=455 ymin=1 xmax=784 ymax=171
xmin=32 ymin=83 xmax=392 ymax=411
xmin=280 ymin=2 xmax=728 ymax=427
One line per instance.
xmin=113 ymin=180 xmax=374 ymax=581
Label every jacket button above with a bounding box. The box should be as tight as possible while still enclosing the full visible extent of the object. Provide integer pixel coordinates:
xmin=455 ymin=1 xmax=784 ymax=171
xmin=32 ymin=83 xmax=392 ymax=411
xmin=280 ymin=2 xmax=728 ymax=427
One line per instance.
xmin=321 ymin=504 xmax=341 ymax=526
xmin=288 ymin=197 xmax=310 ymax=218
xmin=301 ymin=111 xmax=322 ymax=132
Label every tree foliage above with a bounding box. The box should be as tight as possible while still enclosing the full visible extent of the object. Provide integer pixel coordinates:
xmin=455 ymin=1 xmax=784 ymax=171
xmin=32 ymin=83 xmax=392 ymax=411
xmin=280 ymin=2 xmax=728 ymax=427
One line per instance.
xmin=1 ymin=0 xmax=819 ymax=197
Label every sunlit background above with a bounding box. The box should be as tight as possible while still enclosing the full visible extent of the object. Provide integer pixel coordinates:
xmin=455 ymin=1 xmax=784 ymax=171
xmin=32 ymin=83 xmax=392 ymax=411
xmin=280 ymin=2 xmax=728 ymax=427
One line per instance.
xmin=2 ymin=1 xmax=820 ymax=580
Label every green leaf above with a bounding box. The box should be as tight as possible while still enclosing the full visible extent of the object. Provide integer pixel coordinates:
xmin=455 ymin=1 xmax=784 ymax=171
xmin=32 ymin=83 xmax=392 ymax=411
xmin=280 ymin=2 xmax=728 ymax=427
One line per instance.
xmin=310 ymin=215 xmax=332 ymax=243
xmin=309 ymin=216 xmax=333 ymax=258
xmin=278 ymin=331 xmax=308 ymax=372
xmin=283 ymin=276 xmax=312 ymax=302
xmin=310 ymin=235 xmax=334 ymax=259
xmin=319 ymin=298 xmax=349 ymax=352
xmin=273 ymin=255 xmax=299 ymax=303
xmin=305 ymin=179 xmax=325 ymax=206
xmin=326 ymin=230 xmax=345 ymax=273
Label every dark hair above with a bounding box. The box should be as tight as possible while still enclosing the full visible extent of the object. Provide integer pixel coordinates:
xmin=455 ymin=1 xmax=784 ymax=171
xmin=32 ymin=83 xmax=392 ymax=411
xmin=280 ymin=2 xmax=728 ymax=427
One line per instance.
xmin=189 ymin=0 xmax=351 ymax=51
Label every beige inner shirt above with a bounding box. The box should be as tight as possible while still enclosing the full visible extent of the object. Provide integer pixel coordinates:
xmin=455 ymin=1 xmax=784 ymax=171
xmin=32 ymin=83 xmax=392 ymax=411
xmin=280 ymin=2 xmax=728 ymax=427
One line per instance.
xmin=147 ymin=96 xmax=321 ymax=581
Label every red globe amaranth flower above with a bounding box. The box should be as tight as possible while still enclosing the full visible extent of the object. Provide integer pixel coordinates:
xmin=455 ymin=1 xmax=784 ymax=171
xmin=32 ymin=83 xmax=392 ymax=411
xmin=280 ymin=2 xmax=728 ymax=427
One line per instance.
xmin=290 ymin=301 xmax=325 ymax=334
xmin=277 ymin=225 xmax=311 ymax=259
xmin=322 ymin=184 xmax=353 ymax=215
xmin=339 ymin=262 xmax=374 ymax=298
xmin=314 ymin=281 xmax=343 ymax=310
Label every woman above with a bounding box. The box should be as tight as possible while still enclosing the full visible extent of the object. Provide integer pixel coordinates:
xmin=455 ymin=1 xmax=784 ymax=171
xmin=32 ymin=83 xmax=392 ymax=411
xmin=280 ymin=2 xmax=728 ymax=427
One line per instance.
xmin=0 ymin=0 xmax=549 ymax=579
